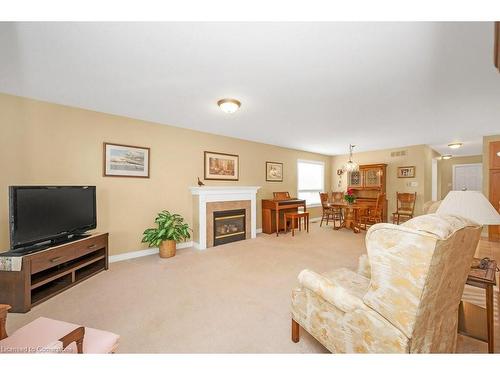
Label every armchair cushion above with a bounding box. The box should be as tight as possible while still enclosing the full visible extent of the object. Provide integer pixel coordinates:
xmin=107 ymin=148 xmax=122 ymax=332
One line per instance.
xmin=293 ymin=268 xmax=409 ymax=353
xmin=298 ymin=268 xmax=369 ymax=313
xmin=0 ymin=317 xmax=119 ymax=354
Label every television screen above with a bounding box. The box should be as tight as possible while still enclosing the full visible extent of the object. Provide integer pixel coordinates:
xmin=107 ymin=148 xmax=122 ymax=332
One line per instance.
xmin=9 ymin=186 xmax=96 ymax=249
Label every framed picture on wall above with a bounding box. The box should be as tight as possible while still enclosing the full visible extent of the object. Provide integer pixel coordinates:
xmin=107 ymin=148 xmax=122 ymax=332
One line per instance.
xmin=266 ymin=161 xmax=283 ymax=182
xmin=204 ymin=151 xmax=239 ymax=181
xmin=103 ymin=142 xmax=150 ymax=178
xmin=397 ymin=166 xmax=415 ymax=178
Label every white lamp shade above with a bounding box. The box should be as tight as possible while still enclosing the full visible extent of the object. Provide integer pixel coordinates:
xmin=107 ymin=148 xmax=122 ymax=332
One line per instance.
xmin=436 ymin=191 xmax=500 ymax=225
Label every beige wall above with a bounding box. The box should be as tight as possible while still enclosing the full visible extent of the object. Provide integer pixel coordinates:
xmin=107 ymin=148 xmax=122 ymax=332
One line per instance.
xmin=331 ymin=145 xmax=437 ymax=216
xmin=483 ymin=135 xmax=500 ymax=197
xmin=437 ymin=155 xmax=483 ymax=200
xmin=0 ymin=93 xmax=331 ymax=255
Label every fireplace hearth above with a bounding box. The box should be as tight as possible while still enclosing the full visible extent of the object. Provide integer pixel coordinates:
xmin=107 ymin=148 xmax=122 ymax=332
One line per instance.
xmin=213 ymin=209 xmax=246 ymax=246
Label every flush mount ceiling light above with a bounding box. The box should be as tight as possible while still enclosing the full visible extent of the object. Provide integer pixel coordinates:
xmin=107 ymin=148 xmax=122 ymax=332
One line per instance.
xmin=342 ymin=144 xmax=359 ymax=172
xmin=448 ymin=142 xmax=463 ymax=149
xmin=442 ymin=154 xmax=453 ymax=160
xmin=217 ymin=98 xmax=241 ymax=114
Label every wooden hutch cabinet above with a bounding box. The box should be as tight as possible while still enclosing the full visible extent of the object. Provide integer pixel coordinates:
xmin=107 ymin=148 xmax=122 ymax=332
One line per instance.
xmin=348 ymin=163 xmax=388 ymax=222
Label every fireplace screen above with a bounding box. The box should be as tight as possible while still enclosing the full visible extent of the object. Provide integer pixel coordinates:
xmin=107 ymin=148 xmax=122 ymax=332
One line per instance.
xmin=213 ymin=209 xmax=246 ymax=246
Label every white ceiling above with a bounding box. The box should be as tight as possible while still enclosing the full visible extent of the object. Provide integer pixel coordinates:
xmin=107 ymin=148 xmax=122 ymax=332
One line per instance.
xmin=0 ymin=22 xmax=499 ymax=156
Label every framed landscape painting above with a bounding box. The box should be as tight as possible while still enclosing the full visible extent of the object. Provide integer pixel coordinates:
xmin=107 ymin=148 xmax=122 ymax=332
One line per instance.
xmin=103 ymin=142 xmax=150 ymax=178
xmin=204 ymin=151 xmax=239 ymax=181
xmin=266 ymin=161 xmax=283 ymax=182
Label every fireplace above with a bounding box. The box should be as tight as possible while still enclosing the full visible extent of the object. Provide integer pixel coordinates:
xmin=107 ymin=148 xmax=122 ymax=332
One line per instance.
xmin=213 ymin=209 xmax=246 ymax=246
xmin=189 ymin=186 xmax=260 ymax=249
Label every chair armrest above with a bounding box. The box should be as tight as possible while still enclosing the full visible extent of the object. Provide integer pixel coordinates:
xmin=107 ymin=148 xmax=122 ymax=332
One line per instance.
xmin=298 ymin=269 xmax=366 ymax=313
xmin=59 ymin=326 xmax=85 ymax=354
xmin=0 ymin=304 xmax=11 ymax=340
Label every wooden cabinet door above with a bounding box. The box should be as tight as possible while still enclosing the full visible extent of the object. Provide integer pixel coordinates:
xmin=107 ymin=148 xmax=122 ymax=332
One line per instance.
xmin=490 ymin=141 xmax=500 ymax=170
xmin=364 ymin=167 xmax=382 ymax=188
xmin=348 ymin=171 xmax=363 ymax=188
xmin=489 ymin=169 xmax=500 ymax=241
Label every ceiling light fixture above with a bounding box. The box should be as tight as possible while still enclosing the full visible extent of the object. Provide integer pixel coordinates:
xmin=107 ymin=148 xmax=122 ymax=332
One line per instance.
xmin=442 ymin=154 xmax=453 ymax=160
xmin=448 ymin=142 xmax=463 ymax=149
xmin=342 ymin=144 xmax=359 ymax=172
xmin=217 ymin=98 xmax=241 ymax=114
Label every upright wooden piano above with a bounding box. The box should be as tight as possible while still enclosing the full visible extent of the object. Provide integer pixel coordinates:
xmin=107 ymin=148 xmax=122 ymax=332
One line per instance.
xmin=262 ymin=194 xmax=306 ymax=236
xmin=347 ymin=163 xmax=388 ymax=222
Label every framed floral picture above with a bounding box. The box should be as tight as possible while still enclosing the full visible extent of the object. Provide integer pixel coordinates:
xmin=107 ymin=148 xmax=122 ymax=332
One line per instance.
xmin=204 ymin=151 xmax=239 ymax=181
xmin=397 ymin=166 xmax=416 ymax=178
xmin=103 ymin=142 xmax=150 ymax=178
xmin=266 ymin=161 xmax=283 ymax=182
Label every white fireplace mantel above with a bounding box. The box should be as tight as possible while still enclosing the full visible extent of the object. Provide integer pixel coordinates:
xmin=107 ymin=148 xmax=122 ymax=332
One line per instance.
xmin=189 ymin=186 xmax=261 ymax=250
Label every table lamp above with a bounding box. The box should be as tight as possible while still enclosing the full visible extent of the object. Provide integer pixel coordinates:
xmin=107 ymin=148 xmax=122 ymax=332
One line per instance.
xmin=436 ymin=191 xmax=500 ymax=225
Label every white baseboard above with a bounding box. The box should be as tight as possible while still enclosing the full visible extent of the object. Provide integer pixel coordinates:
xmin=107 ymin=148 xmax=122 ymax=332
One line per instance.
xmin=111 ymin=218 xmax=323 ymax=262
xmin=109 ymin=241 xmax=194 ymax=263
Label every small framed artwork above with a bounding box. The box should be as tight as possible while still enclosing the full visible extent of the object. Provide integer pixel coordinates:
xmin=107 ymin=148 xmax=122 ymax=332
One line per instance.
xmin=397 ymin=166 xmax=416 ymax=178
xmin=204 ymin=151 xmax=239 ymax=181
xmin=266 ymin=161 xmax=283 ymax=182
xmin=103 ymin=142 xmax=150 ymax=178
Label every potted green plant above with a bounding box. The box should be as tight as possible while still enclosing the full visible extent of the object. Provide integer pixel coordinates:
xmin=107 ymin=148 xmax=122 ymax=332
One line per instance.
xmin=142 ymin=210 xmax=191 ymax=258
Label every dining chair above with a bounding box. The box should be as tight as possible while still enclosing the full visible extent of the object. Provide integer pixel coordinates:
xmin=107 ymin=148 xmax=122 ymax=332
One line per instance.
xmin=359 ymin=193 xmax=386 ymax=229
xmin=320 ymin=192 xmax=343 ymax=228
xmin=319 ymin=193 xmax=334 ymax=227
xmin=331 ymin=191 xmax=344 ymax=203
xmin=392 ymin=192 xmax=417 ymax=224
xmin=330 ymin=191 xmax=344 ymax=228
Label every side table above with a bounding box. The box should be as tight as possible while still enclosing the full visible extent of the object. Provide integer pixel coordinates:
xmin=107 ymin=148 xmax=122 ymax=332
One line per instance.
xmin=458 ymin=257 xmax=497 ymax=353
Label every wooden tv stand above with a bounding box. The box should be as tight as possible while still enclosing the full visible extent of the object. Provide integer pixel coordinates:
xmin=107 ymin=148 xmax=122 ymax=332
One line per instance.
xmin=0 ymin=233 xmax=108 ymax=313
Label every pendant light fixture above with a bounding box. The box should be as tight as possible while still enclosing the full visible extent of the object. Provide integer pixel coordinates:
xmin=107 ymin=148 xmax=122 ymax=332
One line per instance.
xmin=342 ymin=144 xmax=359 ymax=172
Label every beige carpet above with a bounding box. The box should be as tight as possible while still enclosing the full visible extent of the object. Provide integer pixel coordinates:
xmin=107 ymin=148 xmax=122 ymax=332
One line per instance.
xmin=5 ymin=222 xmax=498 ymax=353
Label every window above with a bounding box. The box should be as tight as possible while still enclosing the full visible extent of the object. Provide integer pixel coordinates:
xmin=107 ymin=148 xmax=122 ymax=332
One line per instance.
xmin=297 ymin=160 xmax=325 ymax=206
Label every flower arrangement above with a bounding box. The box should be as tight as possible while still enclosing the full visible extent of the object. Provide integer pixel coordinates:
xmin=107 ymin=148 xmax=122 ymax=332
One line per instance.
xmin=344 ymin=188 xmax=356 ymax=204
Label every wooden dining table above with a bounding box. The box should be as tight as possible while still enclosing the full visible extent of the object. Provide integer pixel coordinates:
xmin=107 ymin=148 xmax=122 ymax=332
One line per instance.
xmin=326 ymin=202 xmax=368 ymax=234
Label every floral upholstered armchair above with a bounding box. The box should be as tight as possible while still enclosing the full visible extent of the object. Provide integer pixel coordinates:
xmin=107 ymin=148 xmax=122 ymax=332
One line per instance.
xmin=291 ymin=214 xmax=482 ymax=353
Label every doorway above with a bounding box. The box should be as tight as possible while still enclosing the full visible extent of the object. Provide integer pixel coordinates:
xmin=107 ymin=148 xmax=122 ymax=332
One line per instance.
xmin=452 ymin=163 xmax=483 ymax=191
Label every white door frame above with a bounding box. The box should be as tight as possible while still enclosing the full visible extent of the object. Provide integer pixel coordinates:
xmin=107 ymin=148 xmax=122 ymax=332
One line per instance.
xmin=452 ymin=163 xmax=483 ymax=191
xmin=431 ymin=158 xmax=438 ymax=200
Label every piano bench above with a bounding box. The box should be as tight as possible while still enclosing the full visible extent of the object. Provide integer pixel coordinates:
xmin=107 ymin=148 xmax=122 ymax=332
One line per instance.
xmin=284 ymin=212 xmax=309 ymax=236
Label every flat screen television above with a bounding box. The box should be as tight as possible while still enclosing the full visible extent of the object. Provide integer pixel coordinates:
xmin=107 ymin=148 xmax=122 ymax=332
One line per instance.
xmin=9 ymin=186 xmax=96 ymax=250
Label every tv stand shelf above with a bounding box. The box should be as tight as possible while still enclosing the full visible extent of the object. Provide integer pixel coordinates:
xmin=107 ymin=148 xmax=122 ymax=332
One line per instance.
xmin=0 ymin=232 xmax=108 ymax=313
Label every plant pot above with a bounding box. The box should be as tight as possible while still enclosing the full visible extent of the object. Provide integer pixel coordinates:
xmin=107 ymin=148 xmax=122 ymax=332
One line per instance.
xmin=159 ymin=240 xmax=176 ymax=258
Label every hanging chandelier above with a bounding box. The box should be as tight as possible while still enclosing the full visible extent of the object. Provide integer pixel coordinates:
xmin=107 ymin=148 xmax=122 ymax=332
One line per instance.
xmin=342 ymin=144 xmax=359 ymax=172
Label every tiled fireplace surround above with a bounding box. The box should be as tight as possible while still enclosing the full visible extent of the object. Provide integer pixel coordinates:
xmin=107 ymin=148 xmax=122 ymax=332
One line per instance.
xmin=189 ymin=186 xmax=260 ymax=249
